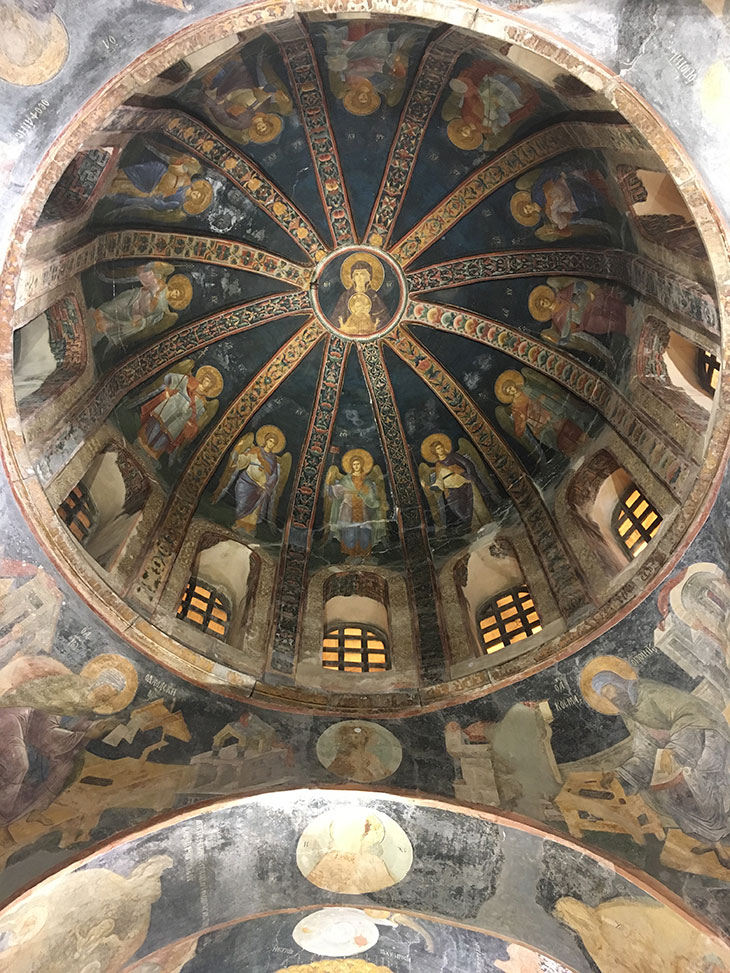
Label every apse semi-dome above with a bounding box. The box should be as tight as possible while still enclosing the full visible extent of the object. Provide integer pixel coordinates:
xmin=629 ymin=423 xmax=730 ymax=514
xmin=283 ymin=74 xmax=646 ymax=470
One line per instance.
xmin=3 ymin=7 xmax=728 ymax=712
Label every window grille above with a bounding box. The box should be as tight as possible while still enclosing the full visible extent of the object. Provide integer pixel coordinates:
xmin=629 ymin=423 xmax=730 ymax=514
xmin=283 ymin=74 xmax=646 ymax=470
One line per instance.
xmin=322 ymin=624 xmax=390 ymax=672
xmin=477 ymin=586 xmax=542 ymax=654
xmin=177 ymin=577 xmax=231 ymax=640
xmin=57 ymin=482 xmax=95 ymax=543
xmin=612 ymin=485 xmax=662 ymax=558
xmin=697 ymin=348 xmax=720 ymax=394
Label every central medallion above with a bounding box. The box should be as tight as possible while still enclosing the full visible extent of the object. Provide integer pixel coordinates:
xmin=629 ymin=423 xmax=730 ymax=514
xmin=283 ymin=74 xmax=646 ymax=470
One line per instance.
xmin=310 ymin=245 xmax=407 ymax=341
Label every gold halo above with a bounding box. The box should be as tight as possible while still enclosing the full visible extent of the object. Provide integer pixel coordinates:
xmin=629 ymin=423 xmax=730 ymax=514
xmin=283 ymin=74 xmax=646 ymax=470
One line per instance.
xmin=183 ymin=179 xmax=214 ymax=215
xmin=447 ymin=118 xmax=483 ymax=150
xmin=195 ymin=365 xmax=223 ymax=396
xmin=580 ymin=655 xmax=638 ymax=715
xmin=255 ymin=424 xmax=286 ymax=453
xmin=342 ymin=448 xmax=374 ymax=474
xmin=528 ymin=284 xmax=556 ymax=322
xmin=340 ymin=252 xmax=385 ymax=291
xmin=80 ymin=654 xmax=138 ymax=714
xmin=0 ymin=9 xmax=68 ymax=86
xmin=510 ymin=190 xmax=541 ymax=227
xmin=343 ymin=80 xmax=380 ymax=116
xmin=166 ymin=274 xmax=193 ymax=310
xmin=494 ymin=369 xmax=525 ymax=403
xmin=421 ymin=433 xmax=453 ymax=463
xmin=248 ymin=112 xmax=283 ymax=144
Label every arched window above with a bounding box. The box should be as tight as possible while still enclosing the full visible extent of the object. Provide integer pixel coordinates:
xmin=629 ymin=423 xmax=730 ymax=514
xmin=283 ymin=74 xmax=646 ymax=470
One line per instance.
xmin=612 ymin=485 xmax=662 ymax=558
xmin=177 ymin=577 xmax=231 ymax=640
xmin=322 ymin=624 xmax=390 ymax=672
xmin=57 ymin=482 xmax=96 ymax=543
xmin=696 ymin=348 xmax=720 ymax=395
xmin=477 ymin=586 xmax=542 ymax=654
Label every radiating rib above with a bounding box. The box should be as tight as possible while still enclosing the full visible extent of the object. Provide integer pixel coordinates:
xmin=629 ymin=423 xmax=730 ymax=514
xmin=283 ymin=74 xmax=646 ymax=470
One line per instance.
xmin=384 ymin=325 xmax=588 ymax=619
xmin=43 ymin=290 xmax=312 ymax=479
xmin=406 ymin=248 xmax=719 ymax=333
xmin=389 ymin=121 xmax=648 ymax=267
xmin=17 ymin=231 xmax=312 ymax=308
xmin=269 ymin=336 xmax=351 ymax=674
xmin=131 ymin=320 xmax=324 ymax=610
xmin=364 ymin=28 xmax=463 ymax=248
xmin=404 ymin=298 xmax=691 ymax=494
xmin=271 ymin=18 xmax=356 ymax=247
xmin=102 ymin=106 xmax=327 ymax=262
xmin=359 ymin=342 xmax=448 ymax=682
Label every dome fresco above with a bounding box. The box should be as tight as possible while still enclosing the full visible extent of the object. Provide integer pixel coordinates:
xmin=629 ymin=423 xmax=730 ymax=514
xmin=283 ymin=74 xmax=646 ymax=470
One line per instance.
xmin=2 ymin=2 xmax=730 ymax=971
xmin=9 ymin=12 xmax=724 ymax=706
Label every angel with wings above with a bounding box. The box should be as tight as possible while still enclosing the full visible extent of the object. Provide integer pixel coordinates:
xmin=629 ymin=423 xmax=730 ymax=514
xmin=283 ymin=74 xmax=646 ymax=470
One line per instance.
xmin=528 ymin=277 xmax=630 ymax=366
xmin=134 ymin=360 xmax=222 ymax=462
xmin=419 ymin=434 xmax=495 ymax=536
xmin=494 ymin=368 xmax=593 ymax=463
xmin=212 ymin=425 xmax=291 ymax=536
xmin=92 ymin=262 xmax=193 ymax=350
xmin=509 ymin=165 xmax=615 ymax=242
xmin=324 ymin=449 xmax=388 ymax=559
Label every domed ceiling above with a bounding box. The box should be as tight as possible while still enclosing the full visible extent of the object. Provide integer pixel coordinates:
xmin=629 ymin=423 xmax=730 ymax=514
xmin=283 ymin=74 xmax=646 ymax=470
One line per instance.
xmin=9 ymin=12 xmax=726 ymax=708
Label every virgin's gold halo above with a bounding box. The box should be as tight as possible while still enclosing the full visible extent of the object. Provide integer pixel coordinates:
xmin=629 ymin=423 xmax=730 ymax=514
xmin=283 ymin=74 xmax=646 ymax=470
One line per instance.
xmin=580 ymin=655 xmax=638 ymax=715
xmin=342 ymin=448 xmax=374 ymax=474
xmin=341 ymin=252 xmax=385 ymax=291
xmin=421 ymin=433 xmax=453 ymax=463
xmin=255 ymin=424 xmax=286 ymax=453
xmin=510 ymin=190 xmax=541 ymax=227
xmin=195 ymin=365 xmax=224 ymax=397
xmin=80 ymin=654 xmax=138 ymax=714
xmin=166 ymin=275 xmax=193 ymax=310
xmin=528 ymin=284 xmax=557 ymax=322
xmin=494 ymin=369 xmax=525 ymax=403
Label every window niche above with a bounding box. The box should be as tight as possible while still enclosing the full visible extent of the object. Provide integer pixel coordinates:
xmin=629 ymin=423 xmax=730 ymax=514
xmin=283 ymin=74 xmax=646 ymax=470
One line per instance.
xmin=617 ymin=164 xmax=707 ymax=259
xmin=13 ymin=295 xmax=87 ymax=417
xmin=57 ymin=445 xmax=150 ymax=571
xmin=477 ymin=585 xmax=542 ymax=654
xmin=322 ymin=573 xmax=391 ymax=674
xmin=566 ymin=451 xmax=662 ymax=574
xmin=175 ymin=537 xmax=259 ymax=650
xmin=636 ymin=317 xmax=714 ymax=434
xmin=451 ymin=538 xmax=555 ymax=668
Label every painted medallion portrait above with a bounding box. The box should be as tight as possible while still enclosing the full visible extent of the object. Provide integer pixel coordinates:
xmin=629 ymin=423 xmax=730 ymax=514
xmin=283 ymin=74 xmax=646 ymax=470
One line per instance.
xmin=296 ymin=806 xmax=413 ymax=894
xmin=317 ymin=721 xmax=402 ymax=783
xmin=311 ymin=247 xmax=407 ymax=341
xmin=292 ymin=908 xmax=379 ymax=957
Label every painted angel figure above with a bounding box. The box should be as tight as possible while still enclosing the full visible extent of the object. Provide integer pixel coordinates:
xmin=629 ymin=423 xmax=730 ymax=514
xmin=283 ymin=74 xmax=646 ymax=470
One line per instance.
xmin=324 ymin=449 xmax=388 ymax=559
xmin=528 ymin=277 xmax=631 ymax=366
xmin=99 ymin=141 xmax=214 ymax=221
xmin=494 ymin=368 xmax=593 ymax=463
xmin=442 ymin=61 xmax=537 ymax=151
xmin=91 ymin=262 xmax=193 ymax=349
xmin=192 ymin=47 xmax=293 ymax=144
xmin=212 ymin=424 xmax=291 ymax=536
xmin=418 ymin=434 xmax=495 ymax=536
xmin=322 ymin=22 xmax=419 ymax=115
xmin=133 ymin=360 xmax=222 ymax=462
xmin=509 ymin=165 xmax=616 ymax=242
